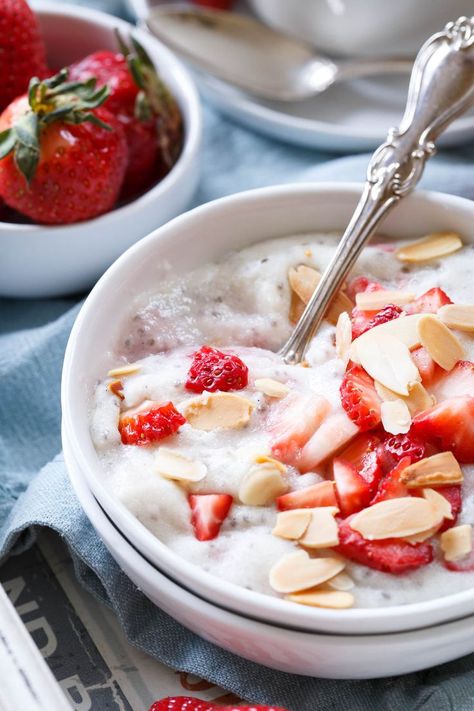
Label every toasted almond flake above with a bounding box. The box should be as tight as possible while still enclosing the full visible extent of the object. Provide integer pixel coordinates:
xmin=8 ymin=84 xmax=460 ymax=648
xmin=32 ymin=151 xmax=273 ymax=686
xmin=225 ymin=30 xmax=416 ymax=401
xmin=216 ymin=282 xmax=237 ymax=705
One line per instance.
xmin=289 ymin=290 xmax=305 ymax=324
xmin=239 ymin=463 xmax=288 ymax=506
xmin=417 ymin=314 xmax=465 ymax=371
xmin=286 ymin=589 xmax=354 ymax=609
xmin=395 ymin=232 xmax=463 ymax=263
xmin=400 ymin=451 xmax=463 ymax=488
xmin=326 ymin=291 xmax=354 ymax=325
xmin=254 ymin=454 xmax=287 ymax=473
xmin=438 ymin=304 xmax=474 ymax=332
xmin=357 ymin=332 xmax=420 ymax=396
xmin=182 ymin=392 xmax=254 ymax=431
xmin=441 ymin=524 xmax=473 ymax=562
xmin=288 ymin=265 xmax=353 ymax=326
xmin=269 ymin=551 xmax=345 ymax=594
xmin=304 ymin=248 xmax=313 ymax=258
xmin=375 ymin=379 xmax=434 ymax=416
xmin=299 ymin=507 xmax=340 ymax=549
xmin=335 ymin=311 xmax=352 ymax=365
xmin=108 ymin=379 xmax=124 ymax=400
xmin=272 ymin=509 xmax=312 ymax=540
xmin=422 ymin=487 xmax=454 ymax=520
xmin=350 ymin=497 xmax=443 ymax=540
xmin=403 ymin=526 xmax=440 ymax=544
xmin=350 ymin=313 xmax=424 ymax=364
xmin=107 ymin=363 xmax=141 ymax=378
xmin=254 ymin=378 xmax=290 ymax=399
xmin=155 ymin=447 xmax=207 ymax=483
xmin=381 ymin=399 xmax=412 ymax=435
xmin=327 ymin=571 xmax=355 ymax=591
xmin=355 ymin=289 xmax=415 ymax=311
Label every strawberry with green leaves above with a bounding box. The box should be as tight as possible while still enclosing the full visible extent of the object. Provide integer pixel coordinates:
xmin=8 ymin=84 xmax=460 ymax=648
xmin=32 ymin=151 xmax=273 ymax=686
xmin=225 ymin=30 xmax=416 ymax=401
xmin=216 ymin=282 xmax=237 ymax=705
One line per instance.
xmin=0 ymin=70 xmax=128 ymax=224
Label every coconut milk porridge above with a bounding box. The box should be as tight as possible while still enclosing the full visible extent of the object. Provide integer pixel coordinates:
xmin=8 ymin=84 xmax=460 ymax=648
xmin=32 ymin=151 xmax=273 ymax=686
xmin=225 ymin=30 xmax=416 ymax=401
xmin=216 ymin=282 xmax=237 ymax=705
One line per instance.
xmin=91 ymin=230 xmax=474 ymax=609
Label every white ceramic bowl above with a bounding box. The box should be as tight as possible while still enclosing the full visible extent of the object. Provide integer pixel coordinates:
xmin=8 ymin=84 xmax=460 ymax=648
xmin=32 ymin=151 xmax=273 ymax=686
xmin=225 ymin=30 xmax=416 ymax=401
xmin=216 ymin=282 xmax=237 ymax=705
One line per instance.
xmin=64 ymin=425 xmax=474 ymax=679
xmin=248 ymin=0 xmax=474 ymax=58
xmin=0 ymin=1 xmax=201 ymax=298
xmin=62 ymin=183 xmax=474 ymax=638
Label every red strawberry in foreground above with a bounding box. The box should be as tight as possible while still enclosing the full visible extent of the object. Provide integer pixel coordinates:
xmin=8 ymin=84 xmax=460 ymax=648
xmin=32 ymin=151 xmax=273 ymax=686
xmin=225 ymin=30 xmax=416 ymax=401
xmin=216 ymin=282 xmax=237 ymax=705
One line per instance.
xmin=333 ymin=434 xmax=382 ymax=515
xmin=370 ymin=457 xmax=411 ymax=504
xmin=351 ymin=303 xmax=403 ymax=339
xmin=189 ymin=494 xmax=233 ymax=541
xmin=405 ymin=287 xmax=452 ymax=315
xmin=119 ymin=401 xmax=185 ymax=445
xmin=377 ymin=433 xmax=427 ymax=474
xmin=149 ymin=698 xmax=286 ymax=711
xmin=0 ymin=71 xmax=128 ymax=224
xmin=0 ymin=0 xmax=49 ymax=112
xmin=412 ymin=396 xmax=474 ymax=463
xmin=185 ymin=346 xmax=249 ymax=393
xmin=340 ymin=364 xmax=381 ymax=431
xmin=336 ymin=516 xmax=433 ymax=574
xmin=276 ymin=481 xmax=337 ymax=511
xmin=431 ymin=485 xmax=462 ymax=533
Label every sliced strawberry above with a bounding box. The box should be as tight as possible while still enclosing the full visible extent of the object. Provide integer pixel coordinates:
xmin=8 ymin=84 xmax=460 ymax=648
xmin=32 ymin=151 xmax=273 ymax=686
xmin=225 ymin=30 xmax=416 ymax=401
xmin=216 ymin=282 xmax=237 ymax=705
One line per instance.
xmin=412 ymin=396 xmax=474 ymax=463
xmin=444 ymin=530 xmax=474 ymax=571
xmin=269 ymin=392 xmax=330 ymax=467
xmin=340 ymin=364 xmax=381 ymax=432
xmin=299 ymin=412 xmax=359 ymax=472
xmin=276 ymin=481 xmax=337 ymax=511
xmin=351 ymin=303 xmax=403 ymax=339
xmin=434 ymin=485 xmax=462 ymax=533
xmin=430 ymin=360 xmax=474 ymax=402
xmin=336 ymin=515 xmax=433 ymax=574
xmin=377 ymin=433 xmax=427 ymax=473
xmin=333 ymin=459 xmax=373 ymax=516
xmin=346 ymin=276 xmax=383 ymax=302
xmin=405 ymin=287 xmax=452 ymax=315
xmin=370 ymin=457 xmax=411 ymax=504
xmin=410 ymin=346 xmax=438 ymax=386
xmin=188 ymin=494 xmax=233 ymax=541
xmin=338 ymin=433 xmax=382 ymax=495
xmin=119 ymin=401 xmax=185 ymax=446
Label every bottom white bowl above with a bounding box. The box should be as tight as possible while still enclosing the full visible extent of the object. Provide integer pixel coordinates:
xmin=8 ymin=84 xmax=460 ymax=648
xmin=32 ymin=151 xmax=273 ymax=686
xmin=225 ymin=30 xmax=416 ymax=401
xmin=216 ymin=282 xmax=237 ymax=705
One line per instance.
xmin=65 ymin=427 xmax=474 ymax=680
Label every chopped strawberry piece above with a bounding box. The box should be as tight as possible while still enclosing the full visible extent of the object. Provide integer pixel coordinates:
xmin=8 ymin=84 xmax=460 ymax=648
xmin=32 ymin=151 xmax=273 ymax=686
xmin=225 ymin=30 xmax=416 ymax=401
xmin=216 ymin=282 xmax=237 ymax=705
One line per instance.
xmin=299 ymin=412 xmax=359 ymax=472
xmin=405 ymin=287 xmax=452 ymax=315
xmin=338 ymin=433 xmax=382 ymax=494
xmin=370 ymin=457 xmax=411 ymax=504
xmin=410 ymin=346 xmax=438 ymax=386
xmin=276 ymin=481 xmax=337 ymax=511
xmin=444 ymin=530 xmax=474 ymax=571
xmin=189 ymin=494 xmax=233 ymax=541
xmin=340 ymin=364 xmax=381 ymax=431
xmin=149 ymin=697 xmax=287 ymax=711
xmin=434 ymin=485 xmax=462 ymax=533
xmin=185 ymin=346 xmax=248 ymax=393
xmin=336 ymin=516 xmax=433 ymax=574
xmin=333 ymin=459 xmax=373 ymax=516
xmin=351 ymin=303 xmax=403 ymax=339
xmin=377 ymin=433 xmax=427 ymax=473
xmin=119 ymin=402 xmax=185 ymax=445
xmin=269 ymin=393 xmax=330 ymax=467
xmin=431 ymin=360 xmax=474 ymax=402
xmin=346 ymin=276 xmax=383 ymax=301
xmin=412 ymin=396 xmax=474 ymax=463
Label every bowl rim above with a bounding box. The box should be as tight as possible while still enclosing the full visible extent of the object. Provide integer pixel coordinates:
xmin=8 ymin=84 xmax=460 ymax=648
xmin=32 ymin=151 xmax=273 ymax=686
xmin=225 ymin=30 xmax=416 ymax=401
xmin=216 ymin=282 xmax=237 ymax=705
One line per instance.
xmin=62 ymin=181 xmax=474 ymax=634
xmin=0 ymin=0 xmax=202 ymax=233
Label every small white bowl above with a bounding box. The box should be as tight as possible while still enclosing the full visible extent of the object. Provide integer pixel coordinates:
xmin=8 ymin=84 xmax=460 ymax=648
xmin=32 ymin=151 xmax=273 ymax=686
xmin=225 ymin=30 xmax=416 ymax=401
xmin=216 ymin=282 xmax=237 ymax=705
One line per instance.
xmin=62 ymin=183 xmax=474 ymax=640
xmin=65 ymin=425 xmax=474 ymax=679
xmin=0 ymin=1 xmax=201 ymax=298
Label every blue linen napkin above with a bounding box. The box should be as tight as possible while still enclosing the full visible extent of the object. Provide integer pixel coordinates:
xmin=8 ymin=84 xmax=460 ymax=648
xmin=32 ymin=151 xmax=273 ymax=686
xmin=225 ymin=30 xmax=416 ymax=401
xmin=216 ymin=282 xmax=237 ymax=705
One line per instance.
xmin=3 ymin=1 xmax=474 ymax=708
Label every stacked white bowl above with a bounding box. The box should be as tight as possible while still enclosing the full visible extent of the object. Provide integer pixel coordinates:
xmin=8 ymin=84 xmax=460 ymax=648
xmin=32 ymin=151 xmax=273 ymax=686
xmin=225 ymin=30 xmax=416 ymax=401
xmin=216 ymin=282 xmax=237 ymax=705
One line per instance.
xmin=62 ymin=184 xmax=474 ymax=678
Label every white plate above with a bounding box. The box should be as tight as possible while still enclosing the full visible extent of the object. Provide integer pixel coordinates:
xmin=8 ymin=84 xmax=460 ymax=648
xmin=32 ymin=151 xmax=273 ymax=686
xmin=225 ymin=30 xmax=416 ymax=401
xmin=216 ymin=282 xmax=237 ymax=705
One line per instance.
xmin=127 ymin=0 xmax=474 ymax=152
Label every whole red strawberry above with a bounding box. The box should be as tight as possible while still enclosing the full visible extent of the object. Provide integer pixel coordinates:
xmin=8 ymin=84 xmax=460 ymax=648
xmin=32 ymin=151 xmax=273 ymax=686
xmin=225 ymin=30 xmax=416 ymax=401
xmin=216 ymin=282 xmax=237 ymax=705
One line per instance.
xmin=0 ymin=0 xmax=49 ymax=112
xmin=185 ymin=346 xmax=249 ymax=393
xmin=0 ymin=70 xmax=128 ymax=224
xmin=149 ymin=697 xmax=287 ymax=711
xmin=69 ymin=37 xmax=183 ymax=200
xmin=119 ymin=401 xmax=185 ymax=445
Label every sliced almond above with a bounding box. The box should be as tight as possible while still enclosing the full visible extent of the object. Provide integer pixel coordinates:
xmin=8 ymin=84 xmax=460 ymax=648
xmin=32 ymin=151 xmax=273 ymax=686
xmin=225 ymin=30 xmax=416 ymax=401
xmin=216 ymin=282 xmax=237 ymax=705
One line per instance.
xmin=254 ymin=454 xmax=287 ymax=474
xmin=182 ymin=392 xmax=254 ymax=431
xmin=403 ymin=526 xmax=440 ymax=544
xmin=327 ymin=571 xmax=355 ymax=591
xmin=417 ymin=314 xmax=464 ymax=371
xmin=288 ymin=265 xmax=353 ymax=326
xmin=400 ymin=451 xmax=463 ymax=488
xmin=299 ymin=507 xmax=340 ymax=549
xmin=441 ymin=524 xmax=473 ymax=562
xmin=289 ymin=290 xmax=305 ymax=324
xmin=286 ymin=589 xmax=354 ymax=609
xmin=349 ymin=497 xmax=443 ymax=540
xmin=355 ymin=289 xmax=415 ymax=311
xmin=438 ymin=304 xmax=474 ymax=333
xmin=272 ymin=509 xmax=312 ymax=540
xmin=269 ymin=551 xmax=345 ymax=594
xmin=335 ymin=311 xmax=352 ymax=365
xmin=357 ymin=332 xmax=420 ymax=396
xmin=395 ymin=231 xmax=463 ymax=263
xmin=422 ymin=487 xmax=454 ymax=520
xmin=254 ymin=378 xmax=290 ymax=399
xmin=326 ymin=291 xmax=354 ymax=325
xmin=107 ymin=363 xmax=141 ymax=378
xmin=239 ymin=463 xmax=288 ymax=506
xmin=108 ymin=379 xmax=124 ymax=400
xmin=381 ymin=399 xmax=412 ymax=435
xmin=350 ymin=313 xmax=424 ymax=364
xmin=155 ymin=447 xmax=207 ymax=483
xmin=375 ymin=379 xmax=434 ymax=416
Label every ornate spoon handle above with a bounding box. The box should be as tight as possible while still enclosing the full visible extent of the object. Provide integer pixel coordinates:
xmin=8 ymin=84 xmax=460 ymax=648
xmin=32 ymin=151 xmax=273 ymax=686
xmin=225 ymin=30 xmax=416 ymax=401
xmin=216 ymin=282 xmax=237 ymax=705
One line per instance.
xmin=280 ymin=16 xmax=474 ymax=365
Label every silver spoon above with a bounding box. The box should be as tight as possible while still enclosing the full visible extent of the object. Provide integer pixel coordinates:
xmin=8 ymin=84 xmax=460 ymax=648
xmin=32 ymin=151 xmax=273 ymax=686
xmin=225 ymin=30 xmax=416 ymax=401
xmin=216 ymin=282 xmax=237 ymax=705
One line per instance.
xmin=280 ymin=16 xmax=474 ymax=365
xmin=145 ymin=3 xmax=413 ymax=102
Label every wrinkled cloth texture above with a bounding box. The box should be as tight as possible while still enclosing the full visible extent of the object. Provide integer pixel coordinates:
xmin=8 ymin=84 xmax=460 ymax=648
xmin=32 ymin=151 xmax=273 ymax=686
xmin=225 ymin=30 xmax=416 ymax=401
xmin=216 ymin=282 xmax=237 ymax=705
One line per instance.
xmin=3 ymin=1 xmax=474 ymax=709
